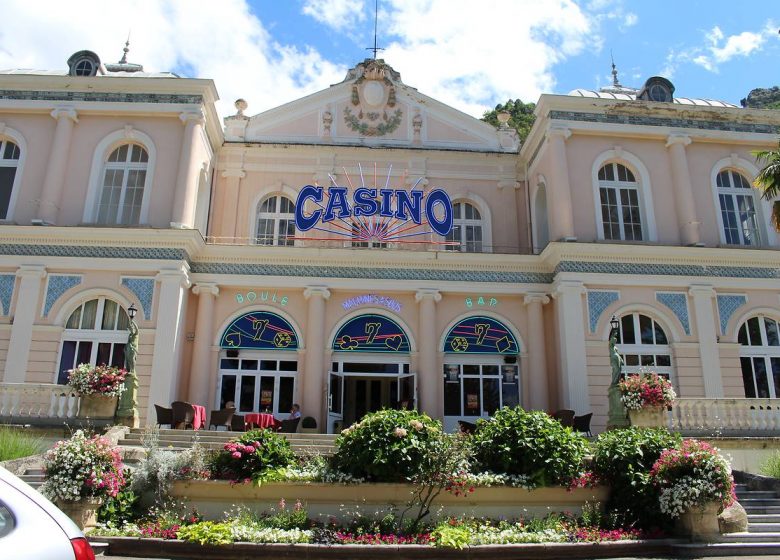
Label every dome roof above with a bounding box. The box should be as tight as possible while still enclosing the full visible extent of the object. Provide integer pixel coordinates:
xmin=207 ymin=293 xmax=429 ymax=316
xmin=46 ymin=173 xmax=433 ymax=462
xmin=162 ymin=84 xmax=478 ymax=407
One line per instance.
xmin=567 ymin=88 xmax=738 ymax=108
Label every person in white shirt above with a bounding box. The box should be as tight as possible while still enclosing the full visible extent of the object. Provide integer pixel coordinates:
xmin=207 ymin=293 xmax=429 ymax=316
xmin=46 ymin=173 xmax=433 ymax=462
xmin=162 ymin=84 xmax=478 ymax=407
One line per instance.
xmin=288 ymin=403 xmax=301 ymax=420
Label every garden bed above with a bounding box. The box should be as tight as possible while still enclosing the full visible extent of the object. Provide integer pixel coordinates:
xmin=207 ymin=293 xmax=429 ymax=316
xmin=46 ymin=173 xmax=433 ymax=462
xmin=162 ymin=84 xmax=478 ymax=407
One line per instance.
xmin=170 ymin=480 xmax=609 ymax=521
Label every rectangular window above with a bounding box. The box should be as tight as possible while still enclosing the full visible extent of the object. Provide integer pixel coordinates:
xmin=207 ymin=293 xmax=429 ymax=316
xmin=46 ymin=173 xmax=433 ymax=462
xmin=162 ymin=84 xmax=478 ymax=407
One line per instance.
xmin=220 ymin=375 xmax=237 ymax=408
xmin=0 ymin=167 xmax=16 ymax=219
xmin=278 ymin=376 xmax=294 ymax=415
xmin=239 ymin=376 xmax=255 ymax=412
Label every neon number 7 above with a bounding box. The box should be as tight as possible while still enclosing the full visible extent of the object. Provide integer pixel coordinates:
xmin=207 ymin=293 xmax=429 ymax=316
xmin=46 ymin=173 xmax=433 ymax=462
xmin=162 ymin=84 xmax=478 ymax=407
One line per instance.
xmin=251 ymin=319 xmax=269 ymax=340
xmin=365 ymin=322 xmax=381 ymax=344
xmin=474 ymin=323 xmax=489 ymax=345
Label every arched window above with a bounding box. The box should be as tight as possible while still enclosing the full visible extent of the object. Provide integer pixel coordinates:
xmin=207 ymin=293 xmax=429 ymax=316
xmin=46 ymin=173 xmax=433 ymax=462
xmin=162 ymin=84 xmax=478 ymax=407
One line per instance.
xmin=716 ymin=169 xmax=760 ymax=246
xmin=57 ymin=298 xmax=129 ymax=384
xmin=597 ymin=162 xmax=643 ymax=241
xmin=738 ymin=316 xmax=780 ymax=398
xmin=616 ymin=312 xmax=672 ymax=378
xmin=255 ymin=195 xmax=295 ymax=246
xmin=351 ymin=220 xmax=388 ymax=248
xmin=96 ymin=143 xmax=149 ymax=225
xmin=0 ymin=138 xmax=20 ymax=220
xmin=446 ymin=201 xmax=483 ymax=252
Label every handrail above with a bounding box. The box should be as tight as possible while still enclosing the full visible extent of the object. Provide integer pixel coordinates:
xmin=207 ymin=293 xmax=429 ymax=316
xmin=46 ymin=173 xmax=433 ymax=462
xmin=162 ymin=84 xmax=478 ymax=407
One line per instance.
xmin=670 ymin=398 xmax=780 ymax=435
xmin=0 ymin=383 xmax=80 ymax=419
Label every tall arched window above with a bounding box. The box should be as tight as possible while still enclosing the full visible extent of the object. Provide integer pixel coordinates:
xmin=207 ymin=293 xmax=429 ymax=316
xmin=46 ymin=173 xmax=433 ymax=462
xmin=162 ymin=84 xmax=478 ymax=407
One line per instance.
xmin=597 ymin=162 xmax=643 ymax=241
xmin=716 ymin=169 xmax=760 ymax=246
xmin=255 ymin=195 xmax=295 ymax=246
xmin=738 ymin=316 xmax=780 ymax=398
xmin=617 ymin=312 xmax=672 ymax=378
xmin=96 ymin=143 xmax=148 ymax=225
xmin=0 ymin=138 xmax=20 ymax=220
xmin=446 ymin=201 xmax=483 ymax=252
xmin=57 ymin=298 xmax=129 ymax=384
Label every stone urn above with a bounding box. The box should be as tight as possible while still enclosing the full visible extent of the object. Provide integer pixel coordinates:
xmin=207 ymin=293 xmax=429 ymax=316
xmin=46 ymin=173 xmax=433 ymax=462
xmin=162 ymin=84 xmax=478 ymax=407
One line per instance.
xmin=677 ymin=501 xmax=722 ymax=541
xmin=627 ymin=406 xmax=666 ymax=428
xmin=77 ymin=394 xmax=118 ymax=419
xmin=56 ymin=498 xmax=103 ymax=530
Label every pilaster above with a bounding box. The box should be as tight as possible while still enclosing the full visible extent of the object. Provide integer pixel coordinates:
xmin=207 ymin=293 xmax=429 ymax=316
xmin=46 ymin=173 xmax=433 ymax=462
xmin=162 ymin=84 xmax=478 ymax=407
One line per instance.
xmin=36 ymin=108 xmax=78 ymax=224
xmin=171 ymin=111 xmax=205 ymax=228
xmin=415 ymin=289 xmax=441 ymax=415
xmin=303 ymin=287 xmax=330 ymax=430
xmin=3 ymin=265 xmax=46 ymax=382
xmin=220 ymin=169 xmax=245 ymax=240
xmin=666 ymin=134 xmax=701 ymax=245
xmin=688 ymin=285 xmax=724 ymax=397
xmin=552 ymin=280 xmax=589 ymax=413
xmin=546 ymin=126 xmax=575 ymax=241
xmin=524 ymin=292 xmax=550 ymax=411
xmin=188 ymin=283 xmax=219 ymax=412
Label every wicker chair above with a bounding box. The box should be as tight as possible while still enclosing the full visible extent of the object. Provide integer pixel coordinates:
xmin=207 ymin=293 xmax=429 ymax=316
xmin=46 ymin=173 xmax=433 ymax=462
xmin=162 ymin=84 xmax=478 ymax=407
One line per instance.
xmin=154 ymin=404 xmax=173 ymax=428
xmin=209 ymin=407 xmax=236 ymax=431
xmin=231 ymin=414 xmax=246 ymax=431
xmin=552 ymin=409 xmax=575 ymax=428
xmin=277 ymin=417 xmax=300 ymax=433
xmin=573 ymin=413 xmax=593 ymax=437
xmin=171 ymin=401 xmax=195 ymax=430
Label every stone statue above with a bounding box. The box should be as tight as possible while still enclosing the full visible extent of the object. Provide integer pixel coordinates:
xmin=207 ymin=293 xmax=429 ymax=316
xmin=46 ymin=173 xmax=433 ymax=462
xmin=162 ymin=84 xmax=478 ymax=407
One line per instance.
xmin=116 ymin=317 xmax=140 ymax=427
xmin=607 ymin=325 xmax=629 ymax=429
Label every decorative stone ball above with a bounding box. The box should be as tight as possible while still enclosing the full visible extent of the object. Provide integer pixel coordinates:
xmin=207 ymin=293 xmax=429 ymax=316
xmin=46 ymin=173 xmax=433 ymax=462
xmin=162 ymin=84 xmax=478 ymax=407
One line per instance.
xmin=234 ymin=98 xmax=248 ymax=115
xmin=362 ymin=81 xmax=385 ymax=107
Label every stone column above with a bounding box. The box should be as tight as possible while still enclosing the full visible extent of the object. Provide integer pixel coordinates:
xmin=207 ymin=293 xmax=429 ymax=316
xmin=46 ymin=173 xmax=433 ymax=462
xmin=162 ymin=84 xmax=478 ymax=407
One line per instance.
xmin=524 ymin=293 xmax=550 ymax=411
xmin=3 ymin=266 xmax=46 ymax=382
xmin=552 ymin=280 xmax=589 ymax=413
xmin=547 ymin=126 xmax=576 ymax=241
xmin=171 ymin=111 xmax=205 ymax=229
xmin=415 ymin=289 xmax=441 ymax=415
xmin=666 ymin=134 xmax=701 ymax=246
xmin=147 ymin=268 xmax=190 ymax=423
xmin=303 ymin=287 xmax=330 ymax=430
xmin=188 ymin=283 xmax=219 ymax=410
xmin=36 ymin=108 xmax=78 ymax=224
xmin=688 ymin=285 xmax=723 ymax=397
xmin=220 ymin=169 xmax=245 ymax=240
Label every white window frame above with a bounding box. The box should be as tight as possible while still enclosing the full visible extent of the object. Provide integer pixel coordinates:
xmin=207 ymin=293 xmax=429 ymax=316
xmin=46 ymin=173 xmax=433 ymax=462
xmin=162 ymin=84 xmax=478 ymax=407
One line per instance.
xmin=715 ymin=168 xmax=761 ymax=246
xmin=255 ymin=194 xmax=297 ymax=246
xmin=738 ymin=315 xmax=780 ymax=398
xmin=445 ymin=200 xmax=485 ymax=252
xmin=216 ymin=350 xmax=298 ymax=415
xmin=596 ymin=162 xmax=643 ymax=241
xmin=616 ymin=312 xmax=674 ymax=380
xmin=95 ymin=143 xmax=150 ymax=225
xmin=0 ymin=127 xmax=27 ymax=222
xmin=591 ymin=150 xmax=657 ymax=242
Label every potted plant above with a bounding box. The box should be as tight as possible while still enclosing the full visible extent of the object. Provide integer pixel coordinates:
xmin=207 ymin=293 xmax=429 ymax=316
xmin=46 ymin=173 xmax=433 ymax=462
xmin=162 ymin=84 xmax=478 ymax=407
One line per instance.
xmin=619 ymin=372 xmax=676 ymax=428
xmin=67 ymin=363 xmax=127 ymax=418
xmin=41 ymin=430 xmax=126 ymax=529
xmin=650 ymin=439 xmax=733 ymax=540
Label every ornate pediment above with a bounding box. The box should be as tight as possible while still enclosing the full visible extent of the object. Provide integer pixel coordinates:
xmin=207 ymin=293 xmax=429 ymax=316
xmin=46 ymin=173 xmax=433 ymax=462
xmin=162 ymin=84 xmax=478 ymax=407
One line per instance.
xmin=342 ymin=59 xmax=403 ymax=137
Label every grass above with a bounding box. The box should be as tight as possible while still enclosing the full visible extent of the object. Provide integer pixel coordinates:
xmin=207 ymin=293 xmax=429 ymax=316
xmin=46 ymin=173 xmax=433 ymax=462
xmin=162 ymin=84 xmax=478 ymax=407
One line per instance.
xmin=760 ymin=451 xmax=780 ymax=479
xmin=0 ymin=426 xmax=44 ymax=462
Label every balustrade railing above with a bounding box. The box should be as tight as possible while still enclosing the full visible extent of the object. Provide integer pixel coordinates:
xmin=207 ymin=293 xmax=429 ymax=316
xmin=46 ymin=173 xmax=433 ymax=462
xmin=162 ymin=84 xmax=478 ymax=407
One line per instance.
xmin=0 ymin=383 xmax=80 ymax=420
xmin=670 ymin=398 xmax=780 ymax=435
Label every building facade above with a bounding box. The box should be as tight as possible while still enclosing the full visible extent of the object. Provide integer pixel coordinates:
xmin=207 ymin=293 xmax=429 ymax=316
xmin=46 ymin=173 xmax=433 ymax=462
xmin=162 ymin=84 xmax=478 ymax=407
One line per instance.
xmin=0 ymin=50 xmax=779 ymax=433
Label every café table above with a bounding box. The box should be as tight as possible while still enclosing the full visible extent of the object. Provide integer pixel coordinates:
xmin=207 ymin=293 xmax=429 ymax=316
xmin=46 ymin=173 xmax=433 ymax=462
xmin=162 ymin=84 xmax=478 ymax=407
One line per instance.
xmin=243 ymin=412 xmax=280 ymax=430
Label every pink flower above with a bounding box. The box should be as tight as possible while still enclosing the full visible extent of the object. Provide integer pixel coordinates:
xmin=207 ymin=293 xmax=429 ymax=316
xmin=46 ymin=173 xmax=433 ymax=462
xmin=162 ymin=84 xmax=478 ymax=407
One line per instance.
xmin=393 ymin=427 xmax=408 ymax=438
xmin=231 ymin=451 xmax=241 ymax=459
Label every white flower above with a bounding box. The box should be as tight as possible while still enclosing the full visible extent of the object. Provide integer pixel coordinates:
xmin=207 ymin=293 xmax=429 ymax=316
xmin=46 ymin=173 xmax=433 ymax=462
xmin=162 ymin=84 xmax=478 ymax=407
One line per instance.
xmin=393 ymin=427 xmax=408 ymax=438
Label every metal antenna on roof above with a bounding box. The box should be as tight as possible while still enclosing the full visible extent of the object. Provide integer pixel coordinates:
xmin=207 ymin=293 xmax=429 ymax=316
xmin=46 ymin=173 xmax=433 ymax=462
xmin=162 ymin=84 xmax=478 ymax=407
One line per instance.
xmin=610 ymin=50 xmax=620 ymax=87
xmin=119 ymin=31 xmax=131 ymax=64
xmin=365 ymin=0 xmax=384 ymax=59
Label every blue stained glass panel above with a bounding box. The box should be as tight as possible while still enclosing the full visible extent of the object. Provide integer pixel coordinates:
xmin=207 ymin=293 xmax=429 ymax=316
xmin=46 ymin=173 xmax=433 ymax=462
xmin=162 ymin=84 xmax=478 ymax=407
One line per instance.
xmin=332 ymin=314 xmax=410 ymax=353
xmin=444 ymin=316 xmax=519 ymax=354
xmin=220 ymin=311 xmax=298 ymax=350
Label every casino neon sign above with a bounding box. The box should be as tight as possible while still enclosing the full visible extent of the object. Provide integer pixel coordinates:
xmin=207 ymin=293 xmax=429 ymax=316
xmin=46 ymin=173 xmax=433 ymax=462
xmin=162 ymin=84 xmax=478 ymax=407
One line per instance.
xmin=293 ymin=164 xmax=454 ymax=245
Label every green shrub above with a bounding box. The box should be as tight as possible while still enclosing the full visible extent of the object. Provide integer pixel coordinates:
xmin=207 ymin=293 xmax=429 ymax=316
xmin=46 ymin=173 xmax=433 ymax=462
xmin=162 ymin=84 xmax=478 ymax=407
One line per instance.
xmin=176 ymin=521 xmax=233 ymax=545
xmin=469 ymin=407 xmax=588 ymax=487
xmin=97 ymin=484 xmax=139 ymax=526
xmin=0 ymin=426 xmax=43 ymax=461
xmin=760 ymin=451 xmax=780 ymax=479
xmin=332 ymin=409 xmax=443 ymax=482
xmin=209 ymin=429 xmax=294 ymax=482
xmin=592 ymin=427 xmax=681 ymax=528
xmin=431 ymin=522 xmax=471 ymax=549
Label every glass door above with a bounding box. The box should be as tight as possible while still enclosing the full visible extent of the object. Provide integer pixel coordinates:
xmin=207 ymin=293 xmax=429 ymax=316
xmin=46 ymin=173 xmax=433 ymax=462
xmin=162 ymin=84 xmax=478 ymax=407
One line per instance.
xmin=397 ymin=372 xmax=416 ymax=409
xmin=328 ymin=371 xmax=344 ymax=433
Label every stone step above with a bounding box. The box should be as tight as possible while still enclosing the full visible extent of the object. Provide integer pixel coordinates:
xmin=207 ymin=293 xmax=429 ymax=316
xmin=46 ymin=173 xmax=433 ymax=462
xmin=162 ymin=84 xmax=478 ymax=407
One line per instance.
xmin=749 ymin=523 xmax=780 ymax=533
xmin=735 ymin=484 xmax=750 ymax=491
xmin=744 ymin=506 xmax=780 ymax=515
xmin=129 ymin=428 xmax=337 ymax=440
xmin=748 ymin=514 xmax=780 ymax=524
xmin=737 ymin=491 xmax=780 ymax=500
xmin=738 ymin=499 xmax=780 ymax=507
xmin=714 ymin=532 xmax=780 ymax=543
xmin=119 ymin=439 xmax=335 ymax=452
xmin=676 ymin=541 xmax=780 ymax=556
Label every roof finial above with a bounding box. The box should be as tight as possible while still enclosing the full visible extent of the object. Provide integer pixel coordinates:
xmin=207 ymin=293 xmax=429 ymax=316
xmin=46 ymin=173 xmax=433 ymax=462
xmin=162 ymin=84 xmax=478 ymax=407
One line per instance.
xmin=610 ymin=50 xmax=620 ymax=87
xmin=119 ymin=31 xmax=130 ymax=64
xmin=365 ymin=0 xmax=384 ymax=59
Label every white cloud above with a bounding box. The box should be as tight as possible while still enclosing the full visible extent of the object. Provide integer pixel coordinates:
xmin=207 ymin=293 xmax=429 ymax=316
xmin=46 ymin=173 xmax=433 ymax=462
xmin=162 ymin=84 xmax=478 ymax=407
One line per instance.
xmin=0 ymin=0 xmax=347 ymax=118
xmin=302 ymin=0 xmax=366 ymax=32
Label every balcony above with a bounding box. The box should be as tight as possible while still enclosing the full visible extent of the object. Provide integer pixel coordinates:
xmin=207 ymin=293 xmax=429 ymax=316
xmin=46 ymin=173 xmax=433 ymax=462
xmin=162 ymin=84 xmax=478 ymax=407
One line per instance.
xmin=670 ymin=398 xmax=780 ymax=436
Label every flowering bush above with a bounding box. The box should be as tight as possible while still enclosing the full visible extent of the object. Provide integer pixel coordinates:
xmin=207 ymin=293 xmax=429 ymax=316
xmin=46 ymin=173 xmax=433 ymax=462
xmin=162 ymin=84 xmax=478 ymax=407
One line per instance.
xmin=650 ymin=439 xmax=733 ymax=518
xmin=41 ymin=430 xmax=126 ymax=502
xmin=333 ymin=409 xmax=443 ymax=482
xmin=208 ymin=429 xmax=294 ymax=482
xmin=67 ymin=363 xmax=127 ymax=396
xmin=619 ymin=373 xmax=676 ymax=411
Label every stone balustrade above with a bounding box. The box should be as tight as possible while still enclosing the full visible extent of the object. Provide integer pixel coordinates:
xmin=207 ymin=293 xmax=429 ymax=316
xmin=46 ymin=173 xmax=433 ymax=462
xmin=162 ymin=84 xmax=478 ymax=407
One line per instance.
xmin=0 ymin=383 xmax=80 ymax=421
xmin=670 ymin=398 xmax=780 ymax=435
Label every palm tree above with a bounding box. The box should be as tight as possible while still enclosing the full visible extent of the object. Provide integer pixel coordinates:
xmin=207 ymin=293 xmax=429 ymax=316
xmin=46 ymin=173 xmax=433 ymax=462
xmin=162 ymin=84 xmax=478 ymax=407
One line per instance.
xmin=754 ymin=142 xmax=780 ymax=232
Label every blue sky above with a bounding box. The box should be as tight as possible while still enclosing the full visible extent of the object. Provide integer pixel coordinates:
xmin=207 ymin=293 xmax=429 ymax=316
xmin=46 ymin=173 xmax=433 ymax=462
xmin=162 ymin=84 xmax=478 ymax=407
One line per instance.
xmin=0 ymin=1 xmax=777 ymax=117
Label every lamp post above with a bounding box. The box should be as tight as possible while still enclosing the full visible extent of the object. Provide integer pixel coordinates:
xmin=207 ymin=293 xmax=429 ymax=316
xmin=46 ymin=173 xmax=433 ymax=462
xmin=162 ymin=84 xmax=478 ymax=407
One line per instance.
xmin=116 ymin=303 xmax=140 ymax=428
xmin=607 ymin=314 xmax=629 ymax=429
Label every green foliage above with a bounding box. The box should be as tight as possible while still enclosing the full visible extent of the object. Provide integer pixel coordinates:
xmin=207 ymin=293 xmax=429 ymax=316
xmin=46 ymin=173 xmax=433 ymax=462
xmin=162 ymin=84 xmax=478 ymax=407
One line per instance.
xmin=97 ymin=484 xmax=139 ymax=527
xmin=760 ymin=451 xmax=780 ymax=479
xmin=333 ymin=409 xmax=443 ymax=482
xmin=470 ymin=407 xmax=588 ymax=486
xmin=753 ymin=141 xmax=780 ymax=232
xmin=481 ymin=99 xmax=536 ymax=142
xmin=0 ymin=426 xmax=43 ymax=461
xmin=592 ymin=427 xmax=681 ymax=528
xmin=176 ymin=521 xmax=233 ymax=545
xmin=431 ymin=522 xmax=470 ymax=549
xmin=257 ymin=499 xmax=309 ymax=530
xmin=209 ymin=429 xmax=295 ymax=482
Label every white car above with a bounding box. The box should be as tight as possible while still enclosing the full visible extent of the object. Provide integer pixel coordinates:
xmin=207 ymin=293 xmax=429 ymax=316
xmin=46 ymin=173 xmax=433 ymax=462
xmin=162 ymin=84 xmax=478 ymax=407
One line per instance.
xmin=0 ymin=466 xmax=95 ymax=559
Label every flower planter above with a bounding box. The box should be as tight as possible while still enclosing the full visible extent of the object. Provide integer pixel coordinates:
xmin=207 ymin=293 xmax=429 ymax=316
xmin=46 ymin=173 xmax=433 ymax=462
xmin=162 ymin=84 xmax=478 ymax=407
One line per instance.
xmin=628 ymin=406 xmax=666 ymax=428
xmin=676 ymin=501 xmax=721 ymax=541
xmin=77 ymin=394 xmax=118 ymax=419
xmin=56 ymin=498 xmax=103 ymax=530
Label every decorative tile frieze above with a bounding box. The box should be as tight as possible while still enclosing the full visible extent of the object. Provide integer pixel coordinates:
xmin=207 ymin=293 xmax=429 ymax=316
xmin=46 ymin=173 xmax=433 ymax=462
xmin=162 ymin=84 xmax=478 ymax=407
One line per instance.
xmin=549 ymin=110 xmax=779 ymax=135
xmin=0 ymin=274 xmax=14 ymax=315
xmin=121 ymin=278 xmax=155 ymax=320
xmin=656 ymin=292 xmax=690 ymax=335
xmin=43 ymin=275 xmax=81 ymax=317
xmin=556 ymin=261 xmax=780 ymax=280
xmin=0 ymin=244 xmax=188 ymax=261
xmin=717 ymin=294 xmax=748 ymax=335
xmin=0 ymin=89 xmax=203 ymax=105
xmin=587 ymin=290 xmax=619 ymax=333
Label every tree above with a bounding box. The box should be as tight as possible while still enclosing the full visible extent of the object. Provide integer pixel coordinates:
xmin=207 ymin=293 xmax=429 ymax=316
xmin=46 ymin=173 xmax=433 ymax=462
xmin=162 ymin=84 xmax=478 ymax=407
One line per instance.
xmin=753 ymin=142 xmax=780 ymax=231
xmin=481 ymin=99 xmax=536 ymax=142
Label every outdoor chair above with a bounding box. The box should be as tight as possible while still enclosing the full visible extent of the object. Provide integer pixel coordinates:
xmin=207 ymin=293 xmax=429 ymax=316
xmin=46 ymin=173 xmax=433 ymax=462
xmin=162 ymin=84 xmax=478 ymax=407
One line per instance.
xmin=209 ymin=407 xmax=235 ymax=431
xmin=277 ymin=417 xmax=300 ymax=433
xmin=231 ymin=414 xmax=246 ymax=431
xmin=171 ymin=401 xmax=195 ymax=430
xmin=552 ymin=409 xmax=575 ymax=428
xmin=154 ymin=404 xmax=173 ymax=428
xmin=458 ymin=420 xmax=477 ymax=434
xmin=573 ymin=412 xmax=593 ymax=437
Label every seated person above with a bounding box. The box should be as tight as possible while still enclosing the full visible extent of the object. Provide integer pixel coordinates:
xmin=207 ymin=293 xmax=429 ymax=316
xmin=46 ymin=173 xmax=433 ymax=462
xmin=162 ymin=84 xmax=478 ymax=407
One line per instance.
xmin=288 ymin=403 xmax=301 ymax=420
